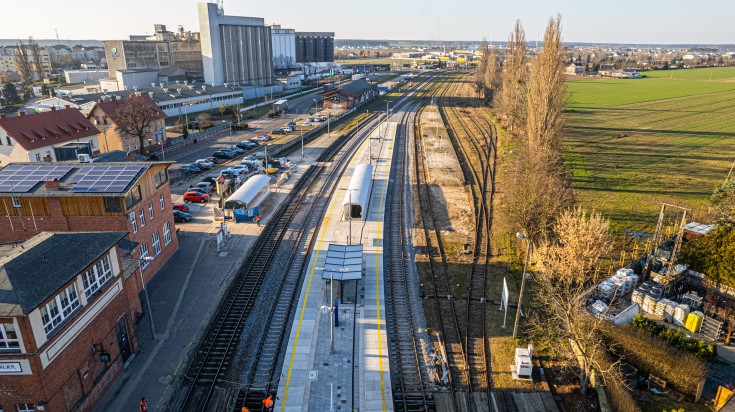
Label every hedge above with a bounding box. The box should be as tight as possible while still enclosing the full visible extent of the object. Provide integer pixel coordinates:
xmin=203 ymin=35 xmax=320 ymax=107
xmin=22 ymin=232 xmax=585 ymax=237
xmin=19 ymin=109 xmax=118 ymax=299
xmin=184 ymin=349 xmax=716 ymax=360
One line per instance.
xmin=630 ymin=314 xmax=717 ymax=359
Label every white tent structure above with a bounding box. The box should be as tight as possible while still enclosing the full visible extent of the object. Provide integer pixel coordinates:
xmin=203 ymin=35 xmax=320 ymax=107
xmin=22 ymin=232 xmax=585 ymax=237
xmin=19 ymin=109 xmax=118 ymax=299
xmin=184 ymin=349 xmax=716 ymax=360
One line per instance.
xmin=342 ymin=163 xmax=372 ymax=220
xmin=224 ymin=175 xmax=271 ymax=209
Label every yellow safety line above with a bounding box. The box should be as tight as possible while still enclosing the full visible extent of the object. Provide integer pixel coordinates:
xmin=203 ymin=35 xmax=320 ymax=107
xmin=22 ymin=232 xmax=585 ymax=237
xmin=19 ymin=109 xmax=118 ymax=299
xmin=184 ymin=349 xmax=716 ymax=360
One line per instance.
xmin=282 ymin=126 xmax=377 ymax=409
xmin=375 ymin=123 xmax=396 ymax=412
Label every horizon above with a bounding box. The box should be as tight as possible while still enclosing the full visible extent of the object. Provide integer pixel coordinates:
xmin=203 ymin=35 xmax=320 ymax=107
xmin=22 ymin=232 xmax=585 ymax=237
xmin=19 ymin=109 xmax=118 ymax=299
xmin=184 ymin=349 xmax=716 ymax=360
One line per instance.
xmin=1 ymin=0 xmax=734 ymax=45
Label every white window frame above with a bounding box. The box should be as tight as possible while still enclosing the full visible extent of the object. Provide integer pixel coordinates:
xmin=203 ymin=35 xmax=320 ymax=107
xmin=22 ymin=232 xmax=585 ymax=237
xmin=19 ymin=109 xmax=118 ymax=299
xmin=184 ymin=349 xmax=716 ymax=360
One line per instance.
xmin=0 ymin=322 xmax=20 ymax=351
xmin=39 ymin=283 xmax=80 ymax=335
xmin=133 ymin=142 xmax=137 ymax=150
xmin=131 ymin=212 xmax=138 ymax=233
xmin=11 ymin=197 xmax=20 ymax=208
xmin=139 ymin=209 xmax=146 ymax=227
xmin=140 ymin=243 xmax=150 ymax=268
xmin=148 ymin=202 xmax=154 ymax=220
xmin=17 ymin=404 xmax=35 ymax=412
xmin=81 ymin=255 xmax=113 ymax=298
xmin=160 ymin=194 xmax=165 ymax=210
xmin=163 ymin=221 xmax=171 ymax=246
xmin=152 ymin=232 xmax=161 ymax=256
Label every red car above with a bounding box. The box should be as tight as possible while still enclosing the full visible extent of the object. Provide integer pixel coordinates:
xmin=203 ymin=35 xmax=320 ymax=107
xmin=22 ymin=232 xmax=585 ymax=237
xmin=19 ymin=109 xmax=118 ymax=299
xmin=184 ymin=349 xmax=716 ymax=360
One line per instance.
xmin=183 ymin=191 xmax=209 ymax=203
xmin=173 ymin=203 xmax=190 ymax=213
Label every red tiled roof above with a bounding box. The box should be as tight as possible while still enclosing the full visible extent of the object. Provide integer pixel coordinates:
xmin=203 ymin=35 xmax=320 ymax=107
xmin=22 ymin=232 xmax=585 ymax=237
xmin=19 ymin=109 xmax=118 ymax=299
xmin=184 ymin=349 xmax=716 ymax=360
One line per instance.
xmin=90 ymin=95 xmax=166 ymax=126
xmin=0 ymin=108 xmax=99 ymax=151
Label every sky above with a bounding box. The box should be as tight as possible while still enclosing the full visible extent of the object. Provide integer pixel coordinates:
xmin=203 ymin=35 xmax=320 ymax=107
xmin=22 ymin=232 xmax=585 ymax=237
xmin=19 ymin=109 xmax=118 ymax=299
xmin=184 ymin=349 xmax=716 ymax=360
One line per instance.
xmin=1 ymin=0 xmax=734 ymax=44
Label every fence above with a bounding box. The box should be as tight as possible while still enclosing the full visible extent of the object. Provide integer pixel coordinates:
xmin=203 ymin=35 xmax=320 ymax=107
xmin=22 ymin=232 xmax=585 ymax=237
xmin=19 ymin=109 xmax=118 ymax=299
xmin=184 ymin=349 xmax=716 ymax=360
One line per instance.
xmin=151 ymin=122 xmax=232 ymax=160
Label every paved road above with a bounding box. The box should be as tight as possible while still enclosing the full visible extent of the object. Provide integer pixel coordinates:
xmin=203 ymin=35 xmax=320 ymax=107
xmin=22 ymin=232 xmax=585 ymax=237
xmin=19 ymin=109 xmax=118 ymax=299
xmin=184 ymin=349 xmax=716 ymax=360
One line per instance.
xmin=168 ymin=92 xmax=324 ymax=169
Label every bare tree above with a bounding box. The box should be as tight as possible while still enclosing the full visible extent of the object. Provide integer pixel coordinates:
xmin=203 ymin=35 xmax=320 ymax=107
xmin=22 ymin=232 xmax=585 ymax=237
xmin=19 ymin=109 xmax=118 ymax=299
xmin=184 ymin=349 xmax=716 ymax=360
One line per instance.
xmin=482 ymin=48 xmax=501 ymax=106
xmin=114 ymin=96 xmax=160 ymax=153
xmin=29 ymin=37 xmax=44 ymax=79
xmin=500 ymin=20 xmax=529 ymax=133
xmin=15 ymin=39 xmax=34 ymax=87
xmin=526 ymin=15 xmax=568 ymax=164
xmin=529 ymin=207 xmax=614 ymax=395
xmin=197 ymin=113 xmax=211 ymax=131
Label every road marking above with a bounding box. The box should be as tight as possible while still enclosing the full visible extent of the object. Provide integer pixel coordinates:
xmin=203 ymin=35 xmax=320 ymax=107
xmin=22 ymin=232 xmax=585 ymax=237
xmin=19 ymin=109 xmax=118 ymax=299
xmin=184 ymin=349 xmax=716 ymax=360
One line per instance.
xmin=282 ymin=126 xmax=375 ymax=409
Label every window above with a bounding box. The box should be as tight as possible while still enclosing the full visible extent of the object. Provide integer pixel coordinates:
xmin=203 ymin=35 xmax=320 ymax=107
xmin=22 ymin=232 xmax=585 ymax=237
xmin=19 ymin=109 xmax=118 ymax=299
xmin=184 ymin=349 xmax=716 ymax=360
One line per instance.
xmin=148 ymin=202 xmax=154 ymax=220
xmin=140 ymin=243 xmax=150 ymax=268
xmin=131 ymin=212 xmax=138 ymax=233
xmin=6 ymin=136 xmax=11 ymax=145
xmin=17 ymin=404 xmax=35 ymax=412
xmin=82 ymin=255 xmax=113 ymax=298
xmin=160 ymin=194 xmax=165 ymax=210
xmin=152 ymin=232 xmax=161 ymax=256
xmin=0 ymin=323 xmax=20 ymax=352
xmin=126 ymin=145 xmax=130 ymax=152
xmin=163 ymin=222 xmax=171 ymax=245
xmin=11 ymin=197 xmax=20 ymax=208
xmin=103 ymin=117 xmax=108 ymax=125
xmin=139 ymin=210 xmax=146 ymax=227
xmin=133 ymin=143 xmax=137 ymax=151
xmin=124 ymin=186 xmax=142 ymax=208
xmin=35 ymin=153 xmax=41 ymax=162
xmin=39 ymin=283 xmax=80 ymax=335
xmin=154 ymin=169 xmax=168 ymax=188
xmin=104 ymin=197 xmax=122 ymax=212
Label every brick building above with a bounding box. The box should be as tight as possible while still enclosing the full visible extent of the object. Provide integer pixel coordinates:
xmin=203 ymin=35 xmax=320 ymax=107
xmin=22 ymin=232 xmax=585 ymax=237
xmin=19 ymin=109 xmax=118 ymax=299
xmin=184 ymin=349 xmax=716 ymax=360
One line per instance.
xmin=0 ymin=161 xmax=178 ymax=290
xmin=0 ymin=232 xmax=140 ymax=412
xmin=86 ymin=95 xmax=167 ymax=155
xmin=320 ymin=80 xmax=378 ymax=110
xmin=0 ymin=108 xmax=102 ymax=165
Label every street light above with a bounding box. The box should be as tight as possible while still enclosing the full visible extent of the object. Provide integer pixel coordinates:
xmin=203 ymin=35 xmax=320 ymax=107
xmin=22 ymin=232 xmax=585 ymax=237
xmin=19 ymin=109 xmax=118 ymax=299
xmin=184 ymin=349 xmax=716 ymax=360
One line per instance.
xmin=100 ymin=125 xmax=113 ymax=152
xmin=137 ymin=256 xmax=157 ymax=339
xmin=513 ymin=232 xmax=531 ymax=339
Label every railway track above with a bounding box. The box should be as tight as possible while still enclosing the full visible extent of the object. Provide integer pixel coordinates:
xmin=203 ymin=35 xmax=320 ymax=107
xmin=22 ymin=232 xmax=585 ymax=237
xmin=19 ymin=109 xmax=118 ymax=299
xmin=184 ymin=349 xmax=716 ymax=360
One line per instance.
xmin=173 ymin=111 xmax=381 ymax=412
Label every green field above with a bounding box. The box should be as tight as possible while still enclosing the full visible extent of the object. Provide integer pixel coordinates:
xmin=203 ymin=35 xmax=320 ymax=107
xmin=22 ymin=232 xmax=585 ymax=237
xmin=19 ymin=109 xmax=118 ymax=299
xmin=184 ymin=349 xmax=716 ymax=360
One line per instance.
xmin=564 ymin=67 xmax=735 ymax=231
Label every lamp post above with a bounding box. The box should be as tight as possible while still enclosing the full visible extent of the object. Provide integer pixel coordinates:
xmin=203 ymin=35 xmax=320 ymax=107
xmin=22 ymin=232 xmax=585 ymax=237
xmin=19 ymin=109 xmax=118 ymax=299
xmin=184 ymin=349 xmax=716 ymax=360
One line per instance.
xmin=513 ymin=232 xmax=531 ymax=339
xmin=137 ymin=256 xmax=157 ymax=339
xmin=100 ymin=125 xmax=113 ymax=152
xmin=300 ymin=123 xmax=304 ymax=161
xmin=510 ymin=150 xmax=519 ymax=183
xmin=264 ymin=144 xmax=270 ymax=176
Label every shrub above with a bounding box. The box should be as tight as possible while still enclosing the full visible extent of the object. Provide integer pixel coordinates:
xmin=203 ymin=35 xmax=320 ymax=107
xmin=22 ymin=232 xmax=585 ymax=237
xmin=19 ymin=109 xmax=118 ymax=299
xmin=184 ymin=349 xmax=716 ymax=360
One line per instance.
xmin=600 ymin=323 xmax=707 ymax=397
xmin=630 ymin=314 xmax=717 ymax=359
xmin=231 ymin=123 xmax=249 ymax=131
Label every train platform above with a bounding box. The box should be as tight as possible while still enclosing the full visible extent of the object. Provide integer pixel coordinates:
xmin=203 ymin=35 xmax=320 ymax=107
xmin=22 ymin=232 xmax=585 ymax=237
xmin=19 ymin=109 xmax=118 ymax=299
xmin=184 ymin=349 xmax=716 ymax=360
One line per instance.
xmin=92 ymin=131 xmax=337 ymax=412
xmin=276 ymin=121 xmax=399 ymax=411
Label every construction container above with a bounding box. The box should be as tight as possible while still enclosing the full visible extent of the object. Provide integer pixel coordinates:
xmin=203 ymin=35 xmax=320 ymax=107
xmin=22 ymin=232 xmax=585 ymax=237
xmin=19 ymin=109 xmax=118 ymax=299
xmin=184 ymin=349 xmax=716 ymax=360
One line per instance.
xmin=685 ymin=311 xmax=704 ymax=333
xmin=674 ymin=304 xmax=690 ymax=327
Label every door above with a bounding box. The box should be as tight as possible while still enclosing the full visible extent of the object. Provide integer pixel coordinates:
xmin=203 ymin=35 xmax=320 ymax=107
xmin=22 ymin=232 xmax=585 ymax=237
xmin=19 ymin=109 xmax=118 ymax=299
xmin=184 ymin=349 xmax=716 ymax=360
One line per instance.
xmin=115 ymin=318 xmax=132 ymax=364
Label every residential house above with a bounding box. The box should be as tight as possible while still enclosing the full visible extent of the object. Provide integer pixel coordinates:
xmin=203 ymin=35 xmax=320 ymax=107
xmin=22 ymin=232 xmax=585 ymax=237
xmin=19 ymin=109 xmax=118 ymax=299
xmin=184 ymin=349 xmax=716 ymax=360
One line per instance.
xmin=0 ymin=108 xmax=101 ymax=164
xmin=87 ymin=95 xmax=167 ymax=154
xmin=566 ymin=63 xmax=586 ymax=75
xmin=599 ymin=64 xmax=615 ymax=76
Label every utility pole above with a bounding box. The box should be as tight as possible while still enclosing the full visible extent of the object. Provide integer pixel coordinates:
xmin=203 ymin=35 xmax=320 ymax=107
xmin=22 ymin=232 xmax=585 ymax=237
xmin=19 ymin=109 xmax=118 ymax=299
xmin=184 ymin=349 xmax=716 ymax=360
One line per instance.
xmin=513 ymin=233 xmax=531 ymax=339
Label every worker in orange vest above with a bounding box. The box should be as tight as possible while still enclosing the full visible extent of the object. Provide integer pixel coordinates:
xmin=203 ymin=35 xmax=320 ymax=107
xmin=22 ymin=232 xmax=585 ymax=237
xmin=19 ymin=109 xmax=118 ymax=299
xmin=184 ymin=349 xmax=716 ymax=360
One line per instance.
xmin=241 ymin=407 xmax=250 ymax=412
xmin=255 ymin=215 xmax=261 ymax=226
xmin=139 ymin=397 xmax=148 ymax=412
xmin=263 ymin=395 xmax=274 ymax=411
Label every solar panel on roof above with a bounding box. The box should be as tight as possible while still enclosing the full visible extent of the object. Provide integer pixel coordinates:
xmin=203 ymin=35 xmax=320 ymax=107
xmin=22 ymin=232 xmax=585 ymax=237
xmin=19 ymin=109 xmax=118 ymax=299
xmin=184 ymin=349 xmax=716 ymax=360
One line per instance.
xmin=70 ymin=165 xmax=144 ymax=193
xmin=0 ymin=165 xmax=73 ymax=193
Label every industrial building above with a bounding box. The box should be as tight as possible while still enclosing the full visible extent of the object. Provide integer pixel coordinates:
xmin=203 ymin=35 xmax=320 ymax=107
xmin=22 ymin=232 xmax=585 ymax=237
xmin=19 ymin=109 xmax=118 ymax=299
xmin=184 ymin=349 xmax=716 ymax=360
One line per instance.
xmin=271 ymin=25 xmax=297 ymax=72
xmin=197 ymin=2 xmax=274 ymax=87
xmin=295 ymin=32 xmax=335 ymax=63
xmin=103 ymin=24 xmax=204 ymax=89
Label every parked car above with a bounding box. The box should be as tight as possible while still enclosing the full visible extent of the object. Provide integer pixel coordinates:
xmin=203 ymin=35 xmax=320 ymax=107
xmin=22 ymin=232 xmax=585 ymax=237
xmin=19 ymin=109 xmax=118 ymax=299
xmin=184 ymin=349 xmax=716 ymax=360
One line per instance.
xmin=196 ymin=158 xmax=215 ymax=168
xmin=236 ymin=142 xmax=254 ymax=150
xmin=256 ymin=134 xmax=271 ymax=141
xmin=206 ymin=156 xmax=224 ymax=164
xmin=221 ymin=168 xmax=242 ymax=176
xmin=194 ymin=161 xmax=212 ymax=170
xmin=301 ymin=121 xmax=312 ymax=127
xmin=195 ymin=181 xmax=213 ymax=192
xmin=231 ymin=165 xmax=249 ymax=173
xmin=179 ymin=164 xmax=202 ymax=174
xmin=272 ymin=128 xmax=286 ymax=134
xmin=202 ymin=175 xmax=220 ymax=184
xmin=183 ymin=191 xmax=209 ymax=203
xmin=240 ymin=160 xmax=258 ymax=168
xmin=173 ymin=210 xmax=193 ymax=222
xmin=283 ymin=125 xmax=295 ymax=132
xmin=307 ymin=117 xmax=315 ymax=122
xmin=287 ymin=121 xmax=296 ymax=126
xmin=212 ymin=150 xmax=234 ymax=159
xmin=172 ymin=203 xmax=190 ymax=213
xmin=228 ymin=146 xmax=245 ymax=154
xmin=253 ymin=152 xmax=265 ymax=159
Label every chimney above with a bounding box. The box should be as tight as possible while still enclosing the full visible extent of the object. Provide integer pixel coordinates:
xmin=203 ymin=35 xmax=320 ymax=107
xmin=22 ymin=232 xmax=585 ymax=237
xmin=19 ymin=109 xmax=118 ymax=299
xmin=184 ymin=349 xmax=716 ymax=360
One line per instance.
xmin=127 ymin=152 xmax=135 ymax=161
xmin=19 ymin=112 xmax=25 ymax=116
xmin=98 ymin=99 xmax=104 ymax=103
xmin=50 ymin=107 xmax=56 ymax=111
xmin=64 ymin=105 xmax=70 ymax=109
xmin=44 ymin=178 xmax=60 ymax=189
xmin=0 ymin=114 xmax=5 ymax=119
xmin=42 ymin=155 xmax=53 ymax=162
